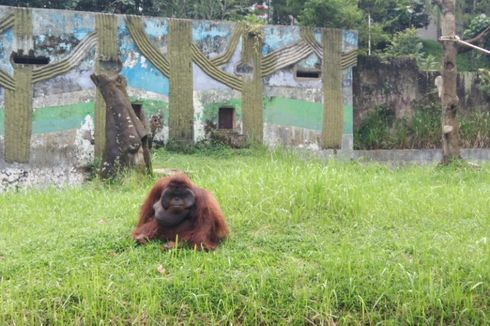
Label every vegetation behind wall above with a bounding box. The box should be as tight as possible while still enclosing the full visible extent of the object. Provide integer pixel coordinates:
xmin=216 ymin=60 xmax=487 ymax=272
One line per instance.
xmin=353 ymin=55 xmax=490 ymax=149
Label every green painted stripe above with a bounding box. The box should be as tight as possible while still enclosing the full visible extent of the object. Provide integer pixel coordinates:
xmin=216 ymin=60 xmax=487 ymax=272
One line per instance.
xmin=1 ymin=99 xmax=347 ymax=137
xmin=264 ymin=97 xmax=323 ymax=131
xmin=0 ymin=100 xmax=168 ymax=136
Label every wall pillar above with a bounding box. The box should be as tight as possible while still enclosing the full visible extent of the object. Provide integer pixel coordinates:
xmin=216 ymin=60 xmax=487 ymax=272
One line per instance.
xmin=168 ymin=19 xmax=194 ymax=145
xmin=321 ymin=28 xmax=343 ymax=149
xmin=94 ymin=14 xmax=119 ymax=158
xmin=4 ymin=8 xmax=33 ymax=163
xmin=241 ymin=29 xmax=263 ymax=143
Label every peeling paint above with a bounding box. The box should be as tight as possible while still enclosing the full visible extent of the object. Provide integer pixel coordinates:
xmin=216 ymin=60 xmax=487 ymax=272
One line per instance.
xmin=0 ymin=4 xmax=358 ymax=163
xmin=262 ymin=25 xmax=301 ymax=55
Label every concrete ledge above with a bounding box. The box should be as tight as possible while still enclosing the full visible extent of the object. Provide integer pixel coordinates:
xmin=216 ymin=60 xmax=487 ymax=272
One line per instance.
xmin=353 ymin=149 xmax=490 ymax=164
xmin=312 ymin=149 xmax=490 ymax=164
xmin=0 ymin=130 xmax=79 ymax=169
xmin=1 ymin=134 xmax=489 ymax=168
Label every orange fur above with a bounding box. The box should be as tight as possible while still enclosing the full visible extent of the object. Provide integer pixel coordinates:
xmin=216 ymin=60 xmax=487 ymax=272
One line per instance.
xmin=132 ymin=174 xmax=228 ymax=250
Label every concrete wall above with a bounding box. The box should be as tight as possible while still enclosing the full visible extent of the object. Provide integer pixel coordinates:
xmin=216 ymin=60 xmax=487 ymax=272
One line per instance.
xmin=353 ymin=55 xmax=490 ymax=130
xmin=0 ymin=5 xmax=358 ymax=166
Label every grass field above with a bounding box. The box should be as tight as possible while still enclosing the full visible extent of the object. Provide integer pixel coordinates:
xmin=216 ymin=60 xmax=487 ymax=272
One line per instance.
xmin=1 ymin=147 xmax=489 ymax=325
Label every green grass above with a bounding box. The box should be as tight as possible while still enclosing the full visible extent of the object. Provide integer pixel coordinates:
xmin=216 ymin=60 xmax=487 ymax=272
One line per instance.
xmin=1 ymin=147 xmax=490 ymax=325
xmin=355 ymin=103 xmax=490 ymax=150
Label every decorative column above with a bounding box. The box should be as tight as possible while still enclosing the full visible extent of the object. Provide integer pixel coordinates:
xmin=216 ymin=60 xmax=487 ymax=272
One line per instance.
xmin=321 ymin=28 xmax=343 ymax=149
xmin=94 ymin=13 xmax=119 ymax=158
xmin=168 ymin=19 xmax=194 ymax=145
xmin=4 ymin=8 xmax=33 ymax=163
xmin=241 ymin=27 xmax=263 ymax=143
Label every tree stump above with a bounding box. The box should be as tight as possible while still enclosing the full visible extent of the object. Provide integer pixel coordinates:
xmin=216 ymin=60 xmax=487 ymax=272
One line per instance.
xmin=90 ymin=73 xmax=152 ymax=178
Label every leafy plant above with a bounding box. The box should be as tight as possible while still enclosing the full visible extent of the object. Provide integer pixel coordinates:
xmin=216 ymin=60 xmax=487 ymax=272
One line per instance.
xmin=460 ymin=110 xmax=490 ymax=148
xmin=463 ymin=14 xmax=490 ymax=40
xmin=478 ymin=68 xmax=490 ymax=96
xmin=355 ymin=105 xmax=395 ymax=149
xmin=382 ymin=28 xmax=423 ymax=58
xmin=355 ymin=101 xmax=490 ymax=150
xmin=417 ymin=54 xmax=440 ymax=71
xmin=382 ymin=28 xmax=443 ymax=71
xmin=296 ymin=0 xmax=362 ymax=29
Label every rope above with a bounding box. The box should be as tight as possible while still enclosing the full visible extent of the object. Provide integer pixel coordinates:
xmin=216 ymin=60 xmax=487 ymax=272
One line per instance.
xmin=440 ymin=35 xmax=490 ymax=55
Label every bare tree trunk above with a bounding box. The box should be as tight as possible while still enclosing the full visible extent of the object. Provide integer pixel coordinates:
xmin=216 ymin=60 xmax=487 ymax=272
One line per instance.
xmin=437 ymin=0 xmax=461 ymax=164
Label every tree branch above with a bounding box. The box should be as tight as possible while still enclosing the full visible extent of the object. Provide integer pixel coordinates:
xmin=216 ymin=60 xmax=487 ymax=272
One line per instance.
xmin=464 ymin=26 xmax=490 ymax=45
xmin=459 ymin=26 xmax=490 ymax=53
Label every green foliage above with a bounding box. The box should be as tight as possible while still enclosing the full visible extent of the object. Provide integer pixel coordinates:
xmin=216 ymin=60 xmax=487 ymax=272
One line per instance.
xmin=355 ymin=105 xmax=395 ymax=149
xmin=381 ymin=28 xmax=441 ymax=71
xmin=295 ymin=0 xmax=361 ymax=29
xmin=417 ymin=53 xmax=440 ymax=71
xmin=383 ymin=28 xmax=423 ymax=57
xmin=355 ymin=102 xmax=490 ymax=149
xmin=1 ymin=149 xmax=490 ymax=324
xmin=272 ymin=0 xmax=304 ymax=24
xmin=358 ymin=0 xmax=430 ymax=51
xmin=461 ymin=14 xmax=490 ymax=70
xmin=463 ymin=14 xmax=490 ymax=40
xmin=460 ymin=109 xmax=490 ymax=148
xmin=3 ymin=0 xmax=255 ymax=19
xmin=478 ymin=68 xmax=490 ymax=96
xmin=359 ymin=0 xmax=429 ymax=33
xmin=457 ymin=0 xmax=490 ymax=31
xmin=420 ymin=39 xmax=489 ymax=72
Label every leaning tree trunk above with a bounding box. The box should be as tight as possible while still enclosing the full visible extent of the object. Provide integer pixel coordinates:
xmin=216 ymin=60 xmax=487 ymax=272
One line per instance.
xmin=438 ymin=0 xmax=461 ymax=164
xmin=90 ymin=73 xmax=152 ymax=179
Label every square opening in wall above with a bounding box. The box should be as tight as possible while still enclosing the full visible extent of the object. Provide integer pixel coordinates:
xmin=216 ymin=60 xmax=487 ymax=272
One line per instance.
xmin=12 ymin=50 xmax=50 ymax=65
xmin=296 ymin=69 xmax=321 ymax=79
xmin=218 ymin=107 xmax=235 ymax=130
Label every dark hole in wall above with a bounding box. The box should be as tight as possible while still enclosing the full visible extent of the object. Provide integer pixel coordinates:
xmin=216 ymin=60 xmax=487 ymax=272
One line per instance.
xmin=235 ymin=63 xmax=253 ymax=75
xmin=218 ymin=107 xmax=234 ymax=130
xmin=11 ymin=50 xmax=50 ymax=65
xmin=296 ymin=70 xmax=321 ymax=79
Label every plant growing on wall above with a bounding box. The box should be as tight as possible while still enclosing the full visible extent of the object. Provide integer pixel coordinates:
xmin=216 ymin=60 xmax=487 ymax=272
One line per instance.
xmin=125 ymin=15 xmax=358 ymax=146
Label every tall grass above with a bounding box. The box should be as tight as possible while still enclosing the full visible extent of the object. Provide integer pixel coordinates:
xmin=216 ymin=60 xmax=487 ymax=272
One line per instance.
xmin=355 ymin=103 xmax=490 ymax=150
xmin=1 ymin=147 xmax=489 ymax=325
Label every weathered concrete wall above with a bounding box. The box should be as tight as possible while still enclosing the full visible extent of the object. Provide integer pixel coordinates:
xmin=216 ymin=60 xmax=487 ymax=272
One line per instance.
xmin=353 ymin=55 xmax=490 ymax=130
xmin=0 ymin=5 xmax=359 ymax=167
